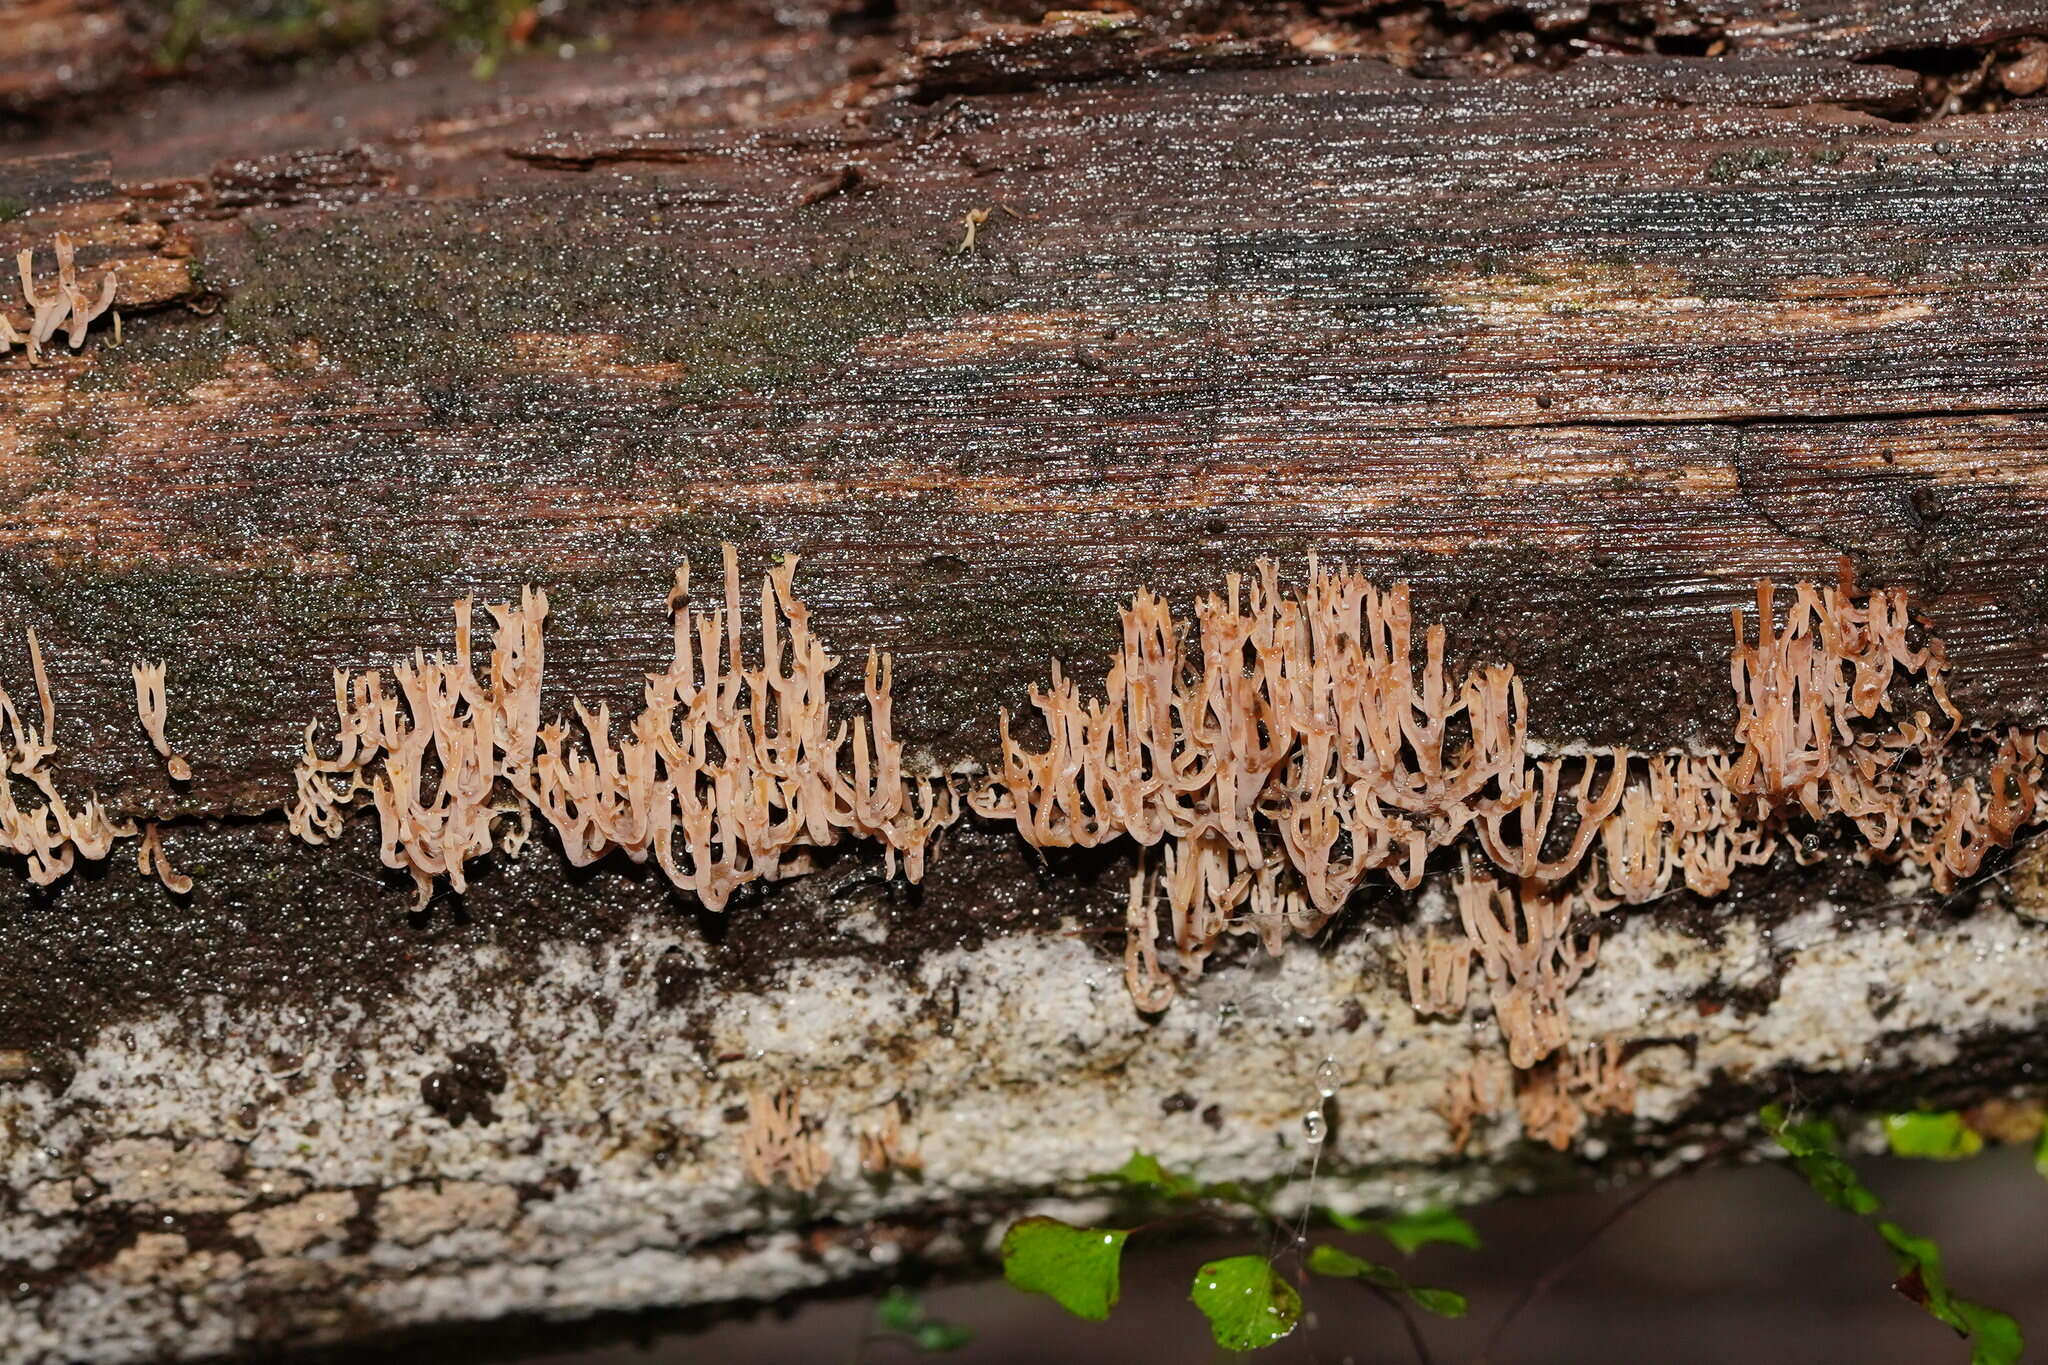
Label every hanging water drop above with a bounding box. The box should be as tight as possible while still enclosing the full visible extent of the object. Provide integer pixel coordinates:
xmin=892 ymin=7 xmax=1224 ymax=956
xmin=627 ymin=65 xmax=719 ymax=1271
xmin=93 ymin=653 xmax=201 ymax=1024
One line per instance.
xmin=1302 ymin=1108 xmax=1328 ymax=1145
xmin=1315 ymin=1057 xmax=1339 ymax=1098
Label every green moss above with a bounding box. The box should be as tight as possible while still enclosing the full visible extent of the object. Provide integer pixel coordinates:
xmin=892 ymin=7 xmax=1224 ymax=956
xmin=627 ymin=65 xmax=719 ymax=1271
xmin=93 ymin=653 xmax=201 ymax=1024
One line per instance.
xmin=73 ymin=317 xmax=230 ymax=402
xmin=17 ymin=405 xmax=114 ymax=495
xmin=150 ymin=0 xmax=558 ymax=71
xmin=1709 ymin=146 xmax=1788 ymax=183
xmin=1887 ymin=247 xmax=1932 ymax=285
xmin=0 ymin=196 xmax=26 ymax=224
xmin=215 ymin=203 xmax=1000 ymax=401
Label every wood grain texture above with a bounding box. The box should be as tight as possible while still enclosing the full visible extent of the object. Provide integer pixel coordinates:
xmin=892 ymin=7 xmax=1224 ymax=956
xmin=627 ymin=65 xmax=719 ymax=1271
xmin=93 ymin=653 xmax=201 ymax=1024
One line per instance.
xmin=4 ymin=44 xmax=2048 ymax=807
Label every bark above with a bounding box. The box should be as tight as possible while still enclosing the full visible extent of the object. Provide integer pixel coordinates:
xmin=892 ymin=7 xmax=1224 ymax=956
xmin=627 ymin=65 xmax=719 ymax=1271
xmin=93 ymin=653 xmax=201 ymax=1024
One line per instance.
xmin=5 ymin=3 xmax=2048 ymax=1360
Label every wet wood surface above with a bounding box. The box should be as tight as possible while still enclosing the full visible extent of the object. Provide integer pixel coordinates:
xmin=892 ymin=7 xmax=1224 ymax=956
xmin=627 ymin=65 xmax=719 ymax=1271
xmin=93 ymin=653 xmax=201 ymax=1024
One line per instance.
xmin=5 ymin=24 xmax=2048 ymax=804
xmin=1 ymin=4 xmax=2048 ymax=1050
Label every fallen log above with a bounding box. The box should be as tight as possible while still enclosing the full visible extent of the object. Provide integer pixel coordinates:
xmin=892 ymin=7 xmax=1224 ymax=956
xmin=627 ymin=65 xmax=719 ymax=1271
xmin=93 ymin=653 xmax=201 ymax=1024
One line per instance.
xmin=5 ymin=4 xmax=2048 ymax=1360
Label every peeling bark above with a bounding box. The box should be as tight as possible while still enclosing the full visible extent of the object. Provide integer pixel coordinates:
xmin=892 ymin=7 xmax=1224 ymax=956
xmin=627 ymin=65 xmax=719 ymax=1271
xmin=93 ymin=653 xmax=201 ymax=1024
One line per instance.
xmin=6 ymin=3 xmax=2048 ymax=1360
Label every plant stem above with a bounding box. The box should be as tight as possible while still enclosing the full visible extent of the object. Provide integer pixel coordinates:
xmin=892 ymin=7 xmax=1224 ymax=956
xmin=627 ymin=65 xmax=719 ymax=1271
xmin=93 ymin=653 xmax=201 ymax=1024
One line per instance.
xmin=1473 ymin=1145 xmax=1722 ymax=1364
xmin=1367 ymin=1282 xmax=1437 ymax=1365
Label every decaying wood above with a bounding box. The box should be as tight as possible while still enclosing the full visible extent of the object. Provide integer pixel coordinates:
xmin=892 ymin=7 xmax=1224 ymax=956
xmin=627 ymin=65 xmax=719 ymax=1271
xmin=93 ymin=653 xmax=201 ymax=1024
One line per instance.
xmin=6 ymin=3 xmax=2048 ymax=1360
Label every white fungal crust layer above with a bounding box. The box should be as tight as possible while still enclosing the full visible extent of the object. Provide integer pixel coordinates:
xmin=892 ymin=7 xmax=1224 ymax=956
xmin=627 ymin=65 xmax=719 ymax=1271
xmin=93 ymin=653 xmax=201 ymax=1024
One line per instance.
xmin=5 ymin=873 xmax=2047 ymax=1365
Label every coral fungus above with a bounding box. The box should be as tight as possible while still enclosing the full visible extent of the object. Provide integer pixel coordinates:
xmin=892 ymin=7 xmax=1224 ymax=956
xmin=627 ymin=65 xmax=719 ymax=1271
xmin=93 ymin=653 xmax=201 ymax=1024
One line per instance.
xmin=976 ymin=563 xmax=2047 ymax=1154
xmin=740 ymin=1088 xmax=831 ymax=1193
xmin=1 ymin=632 xmax=133 ymax=885
xmin=132 ymin=661 xmax=191 ymax=782
xmin=288 ymin=547 xmax=956 ymax=909
xmin=2 ymin=235 xmax=117 ymax=362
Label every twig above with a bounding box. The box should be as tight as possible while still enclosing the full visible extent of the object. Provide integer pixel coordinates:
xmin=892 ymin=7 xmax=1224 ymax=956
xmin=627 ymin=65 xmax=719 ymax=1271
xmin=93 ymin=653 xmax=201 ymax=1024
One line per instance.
xmin=1367 ymin=1281 xmax=1437 ymax=1365
xmin=1473 ymin=1144 xmax=1725 ymax=1364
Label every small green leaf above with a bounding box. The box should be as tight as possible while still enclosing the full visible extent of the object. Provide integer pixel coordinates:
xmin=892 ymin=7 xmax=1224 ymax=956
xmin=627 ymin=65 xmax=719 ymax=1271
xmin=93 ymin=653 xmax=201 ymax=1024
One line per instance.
xmin=1349 ymin=1207 xmax=1483 ymax=1255
xmin=1956 ymin=1302 xmax=2026 ymax=1365
xmin=1000 ymin=1217 xmax=1130 ymax=1321
xmin=873 ymin=1287 xmax=973 ymax=1352
xmin=1190 ymin=1255 xmax=1302 ymax=1351
xmin=1884 ymin=1112 xmax=1984 ymax=1161
xmin=875 ymin=1286 xmax=923 ymax=1333
xmin=1307 ymin=1244 xmax=1468 ymax=1318
xmin=1878 ymin=1222 xmax=2022 ymax=1365
xmin=1407 ymin=1285 xmax=1471 ymax=1318
xmin=1197 ymin=1179 xmax=1275 ymax=1217
xmin=1097 ymin=1151 xmax=1198 ymax=1198
xmin=911 ymin=1321 xmax=975 ymax=1352
xmin=1760 ymin=1104 xmax=1882 ymax=1215
xmin=2034 ymin=1127 xmax=2048 ymax=1180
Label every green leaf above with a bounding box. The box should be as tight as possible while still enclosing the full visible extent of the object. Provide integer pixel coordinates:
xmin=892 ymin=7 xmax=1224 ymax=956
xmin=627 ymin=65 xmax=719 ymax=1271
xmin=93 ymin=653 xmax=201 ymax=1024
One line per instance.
xmin=1878 ymin=1223 xmax=2023 ymax=1365
xmin=1089 ymin=1152 xmax=1277 ymax=1219
xmin=1760 ymin=1104 xmax=1882 ymax=1216
xmin=1884 ymin=1112 xmax=1984 ymax=1161
xmin=1097 ymin=1151 xmax=1198 ymax=1199
xmin=1189 ymin=1256 xmax=1302 ymax=1351
xmin=999 ymin=1217 xmax=1130 ymax=1321
xmin=2034 ymin=1127 xmax=2048 ymax=1180
xmin=872 ymin=1287 xmax=973 ymax=1352
xmin=875 ymin=1286 xmax=923 ymax=1333
xmin=1197 ymin=1179 xmax=1275 ymax=1218
xmin=1956 ymin=1302 xmax=2026 ymax=1365
xmin=1339 ymin=1207 xmax=1482 ymax=1255
xmin=1306 ymin=1244 xmax=1469 ymax=1318
xmin=911 ymin=1321 xmax=974 ymax=1352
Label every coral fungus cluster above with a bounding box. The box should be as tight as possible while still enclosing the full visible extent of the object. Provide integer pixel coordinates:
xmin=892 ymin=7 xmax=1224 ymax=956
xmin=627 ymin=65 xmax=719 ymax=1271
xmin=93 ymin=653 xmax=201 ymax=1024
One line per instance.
xmin=2 ymin=235 xmax=117 ymax=362
xmin=287 ymin=547 xmax=956 ymax=910
xmin=976 ymin=562 xmax=2048 ymax=1148
xmin=0 ymin=632 xmax=129 ymax=885
xmin=9 ymin=545 xmax=2045 ymax=1158
xmin=739 ymin=1088 xmax=832 ymax=1194
xmin=0 ymin=636 xmax=195 ymax=893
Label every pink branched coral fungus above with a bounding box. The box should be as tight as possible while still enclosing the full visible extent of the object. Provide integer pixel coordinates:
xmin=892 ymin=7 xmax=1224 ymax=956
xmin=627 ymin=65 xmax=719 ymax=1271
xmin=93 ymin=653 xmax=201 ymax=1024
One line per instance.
xmin=739 ymin=1088 xmax=831 ymax=1193
xmin=991 ymin=565 xmax=2048 ymax=1014
xmin=1399 ymin=926 xmax=1473 ymax=1019
xmin=1435 ymin=1055 xmax=1508 ymax=1154
xmin=2 ymin=235 xmax=117 ymax=362
xmin=136 ymin=822 xmax=192 ymax=895
xmin=1514 ymin=1039 xmax=1634 ymax=1151
xmin=985 ymin=562 xmax=2048 ymax=1156
xmin=857 ymin=1101 xmax=923 ymax=1176
xmin=1 ymin=631 xmax=135 ymax=885
xmin=1452 ymin=857 xmax=1600 ymax=1069
xmin=288 ymin=547 xmax=957 ymax=909
xmin=977 ymin=560 xmax=1532 ymax=1007
xmin=1726 ymin=579 xmax=2041 ymax=891
xmin=132 ymin=662 xmax=192 ymax=782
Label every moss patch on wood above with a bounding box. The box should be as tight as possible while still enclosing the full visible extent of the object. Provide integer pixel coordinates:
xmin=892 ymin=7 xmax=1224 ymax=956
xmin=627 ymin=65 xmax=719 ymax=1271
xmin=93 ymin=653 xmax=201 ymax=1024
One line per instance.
xmin=211 ymin=202 xmax=1002 ymax=401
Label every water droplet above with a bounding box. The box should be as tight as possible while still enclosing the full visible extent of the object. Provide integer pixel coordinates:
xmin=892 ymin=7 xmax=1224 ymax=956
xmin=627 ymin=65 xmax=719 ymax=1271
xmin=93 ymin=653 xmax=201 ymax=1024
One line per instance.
xmin=1315 ymin=1057 xmax=1339 ymax=1098
xmin=1303 ymin=1108 xmax=1328 ymax=1145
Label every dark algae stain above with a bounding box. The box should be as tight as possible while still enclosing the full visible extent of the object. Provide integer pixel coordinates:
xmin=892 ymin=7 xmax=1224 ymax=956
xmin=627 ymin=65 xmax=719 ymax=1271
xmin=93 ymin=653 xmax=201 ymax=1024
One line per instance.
xmin=422 ymin=1043 xmax=509 ymax=1127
